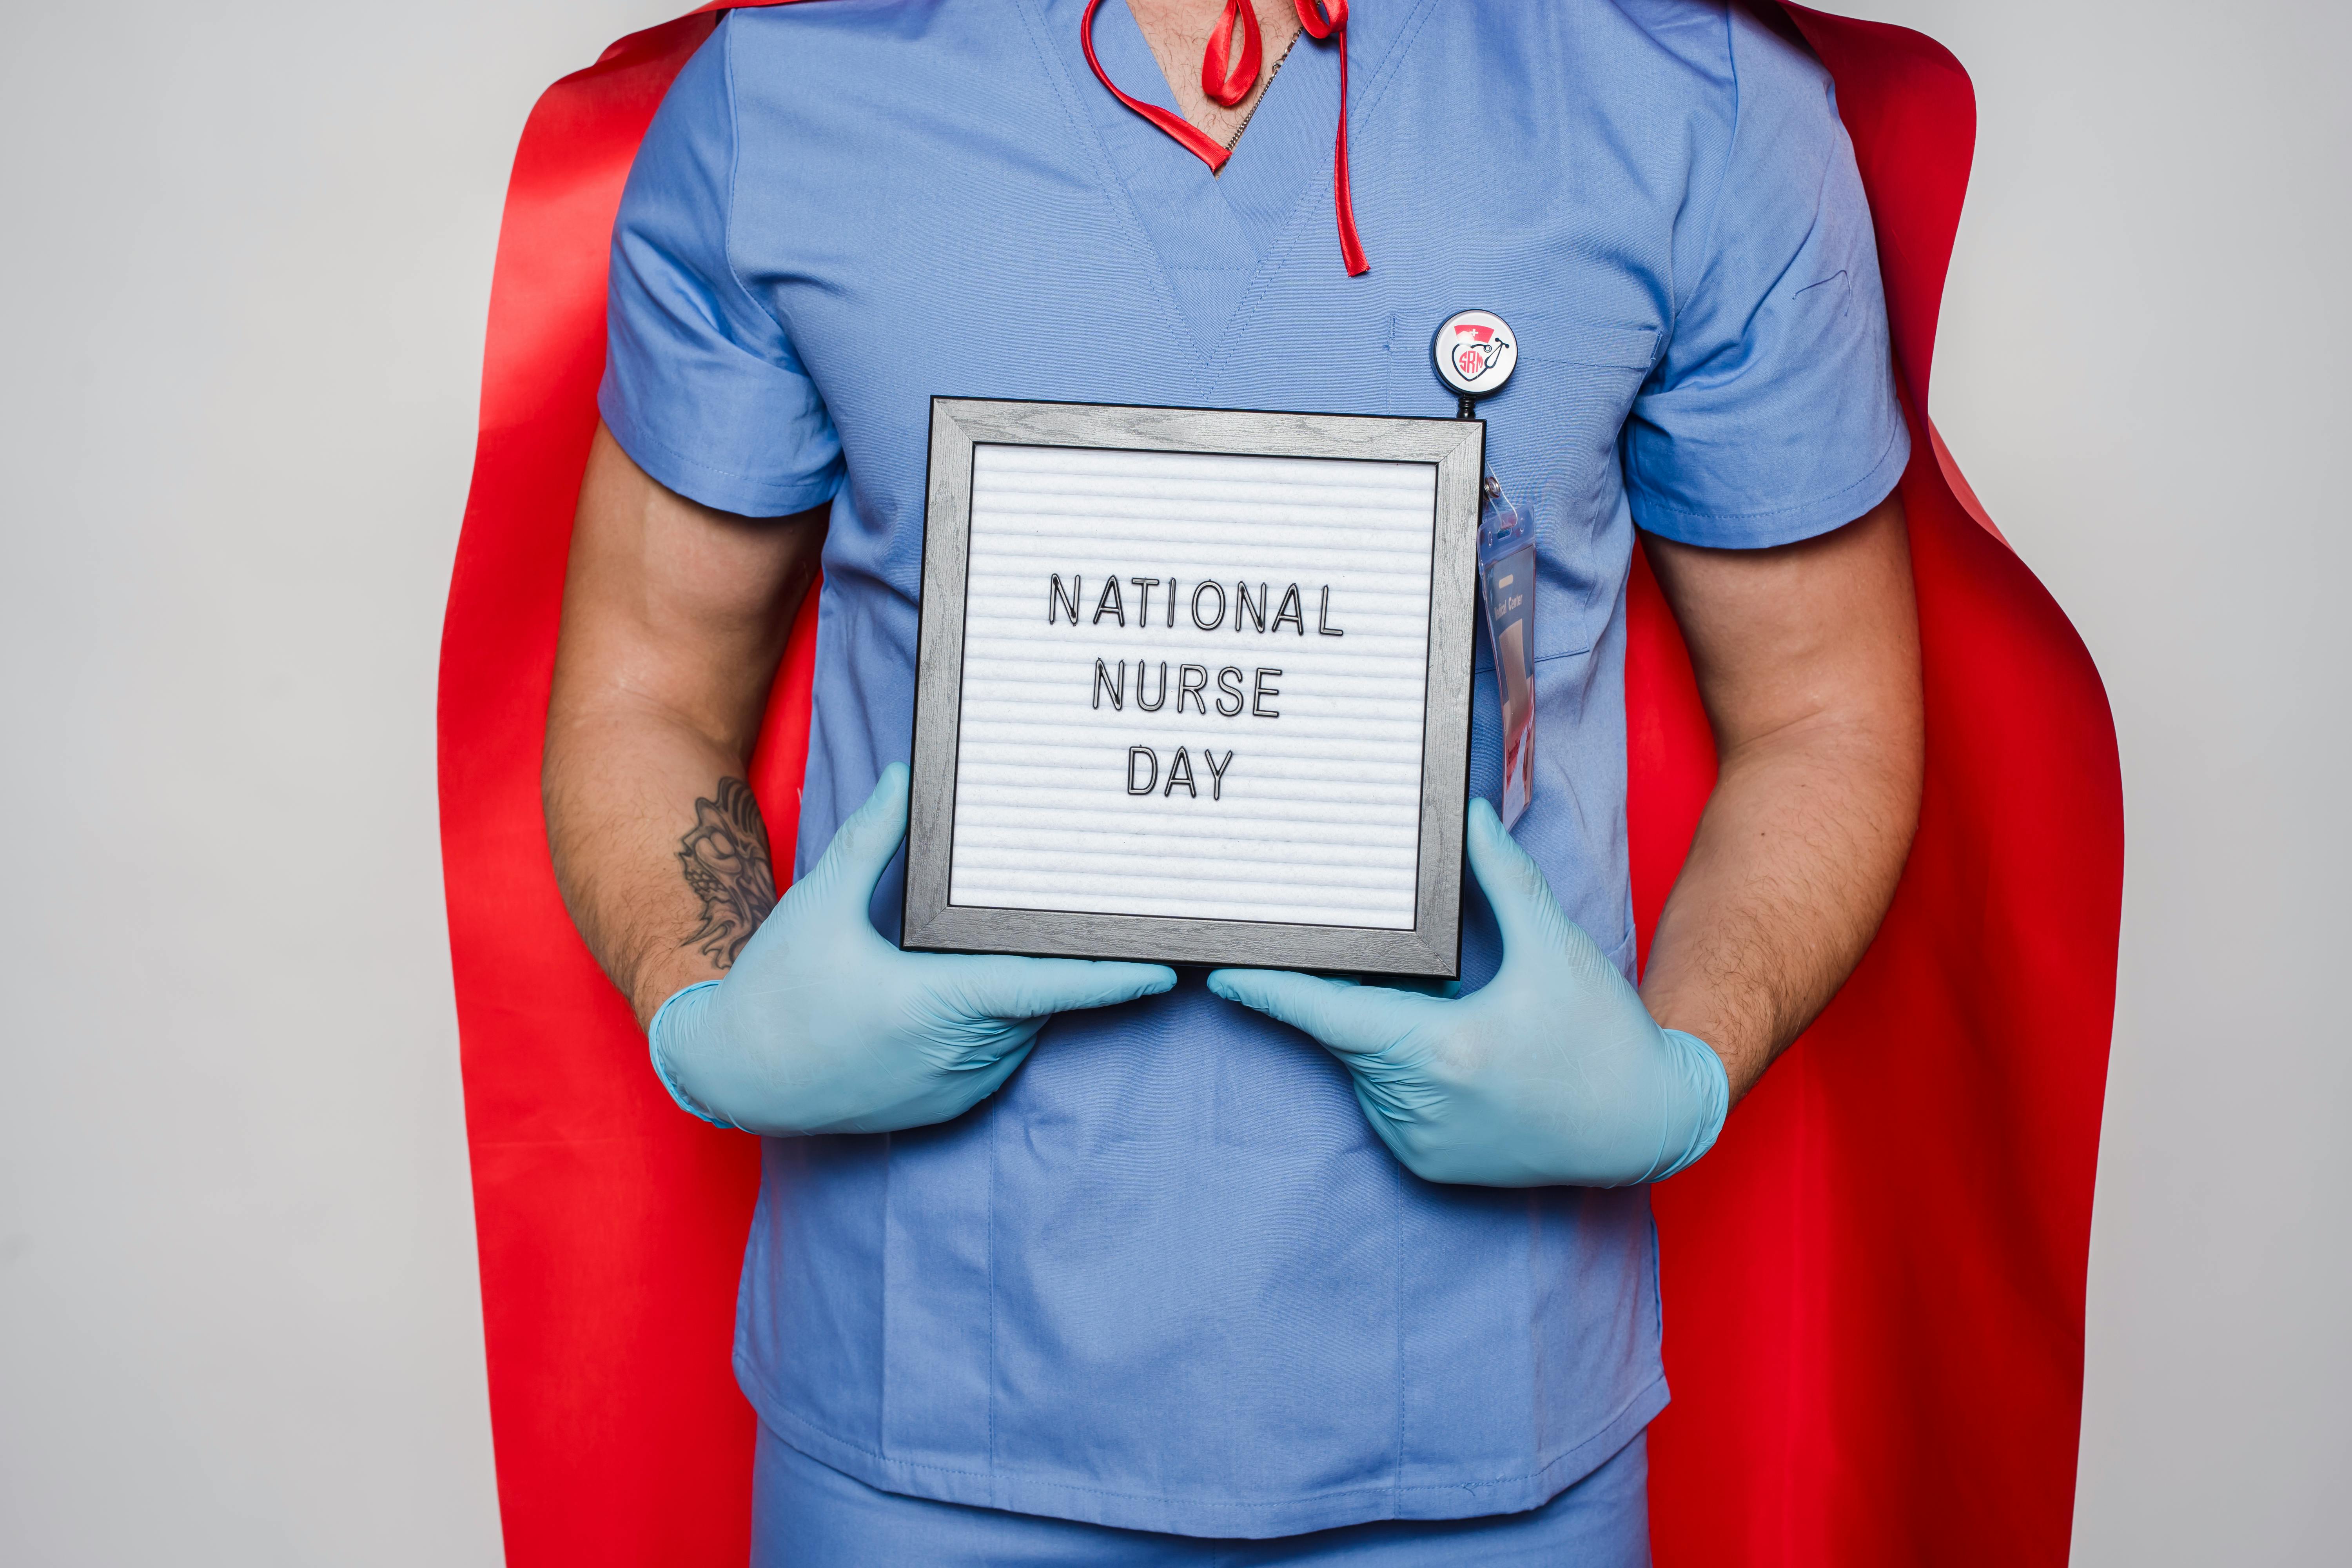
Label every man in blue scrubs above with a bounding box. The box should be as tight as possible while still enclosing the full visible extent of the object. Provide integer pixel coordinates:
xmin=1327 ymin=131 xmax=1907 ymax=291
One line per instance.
xmin=543 ymin=1 xmax=1924 ymax=1559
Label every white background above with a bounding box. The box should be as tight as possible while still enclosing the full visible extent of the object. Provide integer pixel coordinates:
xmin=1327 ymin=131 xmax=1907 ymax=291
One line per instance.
xmin=0 ymin=2 xmax=2342 ymax=1563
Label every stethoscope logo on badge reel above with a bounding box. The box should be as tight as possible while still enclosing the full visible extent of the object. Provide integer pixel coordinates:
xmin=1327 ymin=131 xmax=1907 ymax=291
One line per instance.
xmin=1448 ymin=324 xmax=1511 ymax=385
xmin=1433 ymin=308 xmax=1517 ymax=417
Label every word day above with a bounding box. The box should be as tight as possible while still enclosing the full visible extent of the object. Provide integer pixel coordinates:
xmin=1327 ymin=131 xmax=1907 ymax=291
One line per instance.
xmin=1124 ymin=745 xmax=1234 ymax=800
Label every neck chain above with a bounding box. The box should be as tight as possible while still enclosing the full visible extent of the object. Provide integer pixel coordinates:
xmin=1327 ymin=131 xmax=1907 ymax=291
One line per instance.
xmin=1223 ymin=33 xmax=1300 ymax=155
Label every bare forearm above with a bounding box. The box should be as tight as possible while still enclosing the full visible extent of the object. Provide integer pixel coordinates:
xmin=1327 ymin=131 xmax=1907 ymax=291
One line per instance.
xmin=1638 ymin=717 xmax=1918 ymax=1098
xmin=543 ymin=423 xmax=825 ymax=1027
xmin=544 ymin=704 xmax=778 ymax=1027
xmin=1638 ymin=495 xmax=1923 ymax=1101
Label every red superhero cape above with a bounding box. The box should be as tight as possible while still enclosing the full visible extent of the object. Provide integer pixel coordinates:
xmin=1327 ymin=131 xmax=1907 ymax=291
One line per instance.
xmin=437 ymin=6 xmax=2121 ymax=1563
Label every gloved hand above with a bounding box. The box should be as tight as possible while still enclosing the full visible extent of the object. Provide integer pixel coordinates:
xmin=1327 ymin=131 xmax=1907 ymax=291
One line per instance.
xmin=648 ymin=764 xmax=1177 ymax=1136
xmin=1208 ymin=798 xmax=1729 ymax=1187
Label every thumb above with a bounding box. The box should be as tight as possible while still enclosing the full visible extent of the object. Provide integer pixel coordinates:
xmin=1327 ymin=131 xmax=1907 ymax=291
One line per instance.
xmin=934 ymin=955 xmax=1178 ymax=1020
xmin=802 ymin=763 xmax=911 ymax=915
xmin=1206 ymin=969 xmax=1432 ymax=1057
xmin=1463 ymin=795 xmax=1575 ymax=962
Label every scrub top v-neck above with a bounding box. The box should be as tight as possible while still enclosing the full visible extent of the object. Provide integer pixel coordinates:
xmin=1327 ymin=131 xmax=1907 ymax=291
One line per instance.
xmin=599 ymin=0 xmax=1909 ymax=1539
xmin=1069 ymin=0 xmax=1367 ymax=345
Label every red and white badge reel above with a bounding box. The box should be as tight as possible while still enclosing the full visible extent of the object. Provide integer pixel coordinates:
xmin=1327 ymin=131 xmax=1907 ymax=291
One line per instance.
xmin=1433 ymin=308 xmax=1518 ymax=416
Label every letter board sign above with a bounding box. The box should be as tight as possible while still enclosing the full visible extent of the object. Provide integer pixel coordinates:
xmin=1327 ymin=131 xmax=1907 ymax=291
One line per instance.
xmin=904 ymin=398 xmax=1483 ymax=977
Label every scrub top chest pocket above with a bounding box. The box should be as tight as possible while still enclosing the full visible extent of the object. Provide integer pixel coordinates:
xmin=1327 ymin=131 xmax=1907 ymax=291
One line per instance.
xmin=1388 ymin=311 xmax=1661 ymax=669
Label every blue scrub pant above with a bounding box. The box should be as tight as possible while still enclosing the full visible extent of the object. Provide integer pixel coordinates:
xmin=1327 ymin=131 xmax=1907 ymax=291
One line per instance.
xmin=750 ymin=1423 xmax=1651 ymax=1566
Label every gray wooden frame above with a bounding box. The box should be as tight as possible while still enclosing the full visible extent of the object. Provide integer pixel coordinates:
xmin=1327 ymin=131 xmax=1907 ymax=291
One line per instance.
xmin=903 ymin=397 xmax=1484 ymax=978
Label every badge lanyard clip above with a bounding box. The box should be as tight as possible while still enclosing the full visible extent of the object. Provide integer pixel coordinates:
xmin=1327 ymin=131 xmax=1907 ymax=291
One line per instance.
xmin=1436 ymin=310 xmax=1537 ymax=829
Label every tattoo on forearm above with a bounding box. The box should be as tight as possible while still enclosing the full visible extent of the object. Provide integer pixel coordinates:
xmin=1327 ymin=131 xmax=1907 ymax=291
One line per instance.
xmin=676 ymin=777 xmax=777 ymax=970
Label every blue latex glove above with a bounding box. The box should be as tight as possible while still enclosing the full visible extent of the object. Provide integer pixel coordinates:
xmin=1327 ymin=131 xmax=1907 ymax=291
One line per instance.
xmin=1208 ymin=798 xmax=1729 ymax=1187
xmin=648 ymin=764 xmax=1176 ymax=1136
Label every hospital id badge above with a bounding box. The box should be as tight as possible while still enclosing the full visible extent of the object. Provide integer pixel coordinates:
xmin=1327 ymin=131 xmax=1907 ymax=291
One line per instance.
xmin=1478 ymin=474 xmax=1536 ymax=829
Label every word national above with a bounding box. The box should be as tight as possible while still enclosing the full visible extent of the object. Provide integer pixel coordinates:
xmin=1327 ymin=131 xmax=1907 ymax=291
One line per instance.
xmin=1047 ymin=574 xmax=1347 ymax=637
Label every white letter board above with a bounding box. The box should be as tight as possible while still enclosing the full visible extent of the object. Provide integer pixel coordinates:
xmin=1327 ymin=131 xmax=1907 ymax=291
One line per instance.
xmin=904 ymin=398 xmax=1482 ymax=978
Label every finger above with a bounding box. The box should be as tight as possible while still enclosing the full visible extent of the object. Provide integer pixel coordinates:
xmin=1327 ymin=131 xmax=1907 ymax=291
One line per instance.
xmin=915 ymin=1027 xmax=1042 ymax=1122
xmin=802 ymin=762 xmax=911 ymax=913
xmin=1349 ymin=1076 xmax=1421 ymax=1166
xmin=837 ymin=1030 xmax=1042 ymax=1136
xmin=1205 ymin=968 xmax=1434 ymax=1056
xmin=931 ymin=955 xmax=1177 ymax=1020
xmin=1463 ymin=796 xmax=1578 ymax=962
xmin=1379 ymin=975 xmax=1464 ymax=1000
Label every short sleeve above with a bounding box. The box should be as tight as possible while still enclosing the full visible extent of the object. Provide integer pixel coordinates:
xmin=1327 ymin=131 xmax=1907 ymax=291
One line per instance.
xmin=597 ymin=19 xmax=843 ymax=517
xmin=1623 ymin=12 xmax=1909 ymax=549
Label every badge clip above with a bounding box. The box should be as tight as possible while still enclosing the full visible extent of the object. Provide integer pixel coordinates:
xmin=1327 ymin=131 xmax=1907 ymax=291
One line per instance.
xmin=1437 ymin=310 xmax=1535 ymax=826
xmin=1433 ymin=308 xmax=1517 ymax=418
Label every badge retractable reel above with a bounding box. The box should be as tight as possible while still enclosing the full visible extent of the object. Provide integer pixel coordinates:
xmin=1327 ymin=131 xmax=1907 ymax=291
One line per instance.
xmin=1435 ymin=310 xmax=1537 ymax=829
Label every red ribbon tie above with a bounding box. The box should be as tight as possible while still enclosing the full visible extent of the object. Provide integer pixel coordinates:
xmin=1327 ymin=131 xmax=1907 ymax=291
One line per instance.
xmin=1082 ymin=0 xmax=1369 ymax=275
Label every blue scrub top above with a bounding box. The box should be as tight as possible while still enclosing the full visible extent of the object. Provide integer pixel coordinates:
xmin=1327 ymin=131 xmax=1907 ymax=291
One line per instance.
xmin=601 ymin=0 xmax=1906 ymax=1539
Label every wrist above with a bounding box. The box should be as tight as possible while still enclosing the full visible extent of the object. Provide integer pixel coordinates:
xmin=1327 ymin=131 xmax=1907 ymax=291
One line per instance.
xmin=1644 ymin=1026 xmax=1730 ymax=1182
xmin=646 ymin=980 xmax=739 ymax=1129
xmin=629 ymin=944 xmax=727 ymax=1030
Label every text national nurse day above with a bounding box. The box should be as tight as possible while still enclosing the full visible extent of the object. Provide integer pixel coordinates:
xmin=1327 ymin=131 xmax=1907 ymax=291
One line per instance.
xmin=1047 ymin=570 xmax=1347 ymax=802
